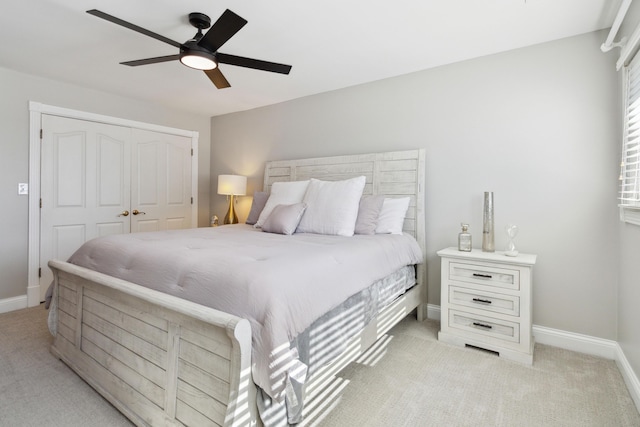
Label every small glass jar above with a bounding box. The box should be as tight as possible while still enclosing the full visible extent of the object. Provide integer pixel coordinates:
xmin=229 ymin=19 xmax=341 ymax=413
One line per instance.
xmin=458 ymin=223 xmax=472 ymax=252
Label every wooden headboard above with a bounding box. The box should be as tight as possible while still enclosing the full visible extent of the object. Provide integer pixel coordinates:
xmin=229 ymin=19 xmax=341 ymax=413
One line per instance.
xmin=263 ymin=149 xmax=427 ymax=305
xmin=263 ymin=149 xmax=425 ymax=238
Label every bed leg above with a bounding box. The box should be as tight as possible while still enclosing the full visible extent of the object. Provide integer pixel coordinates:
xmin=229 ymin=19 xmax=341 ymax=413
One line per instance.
xmin=414 ymin=264 xmax=427 ymax=322
xmin=416 ymin=303 xmax=427 ymax=322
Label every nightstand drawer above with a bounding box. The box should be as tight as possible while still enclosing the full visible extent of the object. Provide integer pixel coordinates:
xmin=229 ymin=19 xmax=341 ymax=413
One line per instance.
xmin=448 ymin=310 xmax=520 ymax=343
xmin=449 ymin=286 xmax=520 ymax=317
xmin=449 ymin=262 xmax=520 ymax=291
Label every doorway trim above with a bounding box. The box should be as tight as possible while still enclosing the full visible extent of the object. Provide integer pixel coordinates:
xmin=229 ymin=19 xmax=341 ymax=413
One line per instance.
xmin=27 ymin=102 xmax=199 ymax=307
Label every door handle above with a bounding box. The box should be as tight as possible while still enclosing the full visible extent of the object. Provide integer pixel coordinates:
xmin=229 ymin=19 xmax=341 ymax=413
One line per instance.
xmin=132 ymin=209 xmax=146 ymax=215
xmin=118 ymin=210 xmax=129 ymax=217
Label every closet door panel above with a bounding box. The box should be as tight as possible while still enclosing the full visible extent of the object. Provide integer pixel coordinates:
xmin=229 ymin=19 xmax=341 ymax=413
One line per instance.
xmin=131 ymin=129 xmax=192 ymax=233
xmin=167 ymin=143 xmax=187 ymax=205
xmin=40 ymin=115 xmax=131 ymax=301
xmin=55 ymin=133 xmax=85 ymax=207
xmin=98 ymin=136 xmax=128 ymax=208
xmin=136 ymin=142 xmax=160 ymax=207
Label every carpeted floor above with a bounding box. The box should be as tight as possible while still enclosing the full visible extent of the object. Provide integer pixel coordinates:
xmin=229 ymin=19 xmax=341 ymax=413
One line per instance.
xmin=1 ymin=306 xmax=638 ymax=426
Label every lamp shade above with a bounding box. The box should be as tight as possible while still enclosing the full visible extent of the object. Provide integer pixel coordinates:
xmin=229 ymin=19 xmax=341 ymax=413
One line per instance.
xmin=217 ymin=174 xmax=247 ymax=196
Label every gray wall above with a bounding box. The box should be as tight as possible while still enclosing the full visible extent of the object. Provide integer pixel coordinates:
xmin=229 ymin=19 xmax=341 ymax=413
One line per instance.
xmin=617 ymin=1 xmax=640 ymax=389
xmin=0 ymin=66 xmax=211 ymax=301
xmin=619 ymin=224 xmax=640 ymax=381
xmin=211 ymin=30 xmax=621 ymax=340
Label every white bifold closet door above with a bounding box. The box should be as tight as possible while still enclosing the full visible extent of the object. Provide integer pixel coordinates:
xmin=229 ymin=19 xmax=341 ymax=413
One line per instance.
xmin=39 ymin=115 xmax=192 ymax=301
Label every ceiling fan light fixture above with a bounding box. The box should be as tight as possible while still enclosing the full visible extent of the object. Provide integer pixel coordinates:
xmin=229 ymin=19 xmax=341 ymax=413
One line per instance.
xmin=180 ymin=47 xmax=217 ymax=70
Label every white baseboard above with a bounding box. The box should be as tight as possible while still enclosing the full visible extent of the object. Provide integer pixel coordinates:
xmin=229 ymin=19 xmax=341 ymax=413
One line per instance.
xmin=27 ymin=284 xmax=41 ymax=307
xmin=426 ymin=303 xmax=441 ymax=321
xmin=615 ymin=343 xmax=640 ymax=412
xmin=532 ymin=324 xmax=618 ymax=359
xmin=0 ymin=295 xmax=28 ymax=314
xmin=425 ymin=304 xmax=640 ymax=414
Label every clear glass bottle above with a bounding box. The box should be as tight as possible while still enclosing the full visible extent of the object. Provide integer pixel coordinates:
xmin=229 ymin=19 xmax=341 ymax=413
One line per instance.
xmin=458 ymin=223 xmax=472 ymax=252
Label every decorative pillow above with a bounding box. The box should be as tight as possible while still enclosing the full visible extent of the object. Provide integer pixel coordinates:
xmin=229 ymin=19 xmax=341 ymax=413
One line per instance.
xmin=245 ymin=192 xmax=268 ymax=225
xmin=296 ymin=176 xmax=366 ymax=236
xmin=375 ymin=197 xmax=410 ymax=235
xmin=354 ymin=195 xmax=385 ymax=235
xmin=261 ymin=203 xmax=307 ymax=235
xmin=255 ymin=180 xmax=310 ymax=228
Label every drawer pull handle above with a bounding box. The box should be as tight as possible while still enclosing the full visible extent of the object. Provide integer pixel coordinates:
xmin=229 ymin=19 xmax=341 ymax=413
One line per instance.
xmin=473 ymin=273 xmax=493 ymax=279
xmin=473 ymin=322 xmax=493 ymax=330
xmin=472 ymin=298 xmax=492 ymax=304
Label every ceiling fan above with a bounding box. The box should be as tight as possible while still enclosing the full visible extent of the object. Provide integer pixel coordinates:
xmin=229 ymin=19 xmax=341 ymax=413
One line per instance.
xmin=86 ymin=8 xmax=292 ymax=89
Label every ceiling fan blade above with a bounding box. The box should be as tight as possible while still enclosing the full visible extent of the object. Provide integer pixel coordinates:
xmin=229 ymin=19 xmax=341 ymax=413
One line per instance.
xmin=198 ymin=9 xmax=247 ymax=53
xmin=217 ymin=53 xmax=292 ymax=74
xmin=205 ymin=68 xmax=231 ymax=89
xmin=121 ymin=55 xmax=180 ymax=67
xmin=87 ymin=9 xmax=182 ymax=48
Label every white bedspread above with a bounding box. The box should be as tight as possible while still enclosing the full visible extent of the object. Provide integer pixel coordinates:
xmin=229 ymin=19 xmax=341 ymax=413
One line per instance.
xmin=67 ymin=224 xmax=423 ymax=401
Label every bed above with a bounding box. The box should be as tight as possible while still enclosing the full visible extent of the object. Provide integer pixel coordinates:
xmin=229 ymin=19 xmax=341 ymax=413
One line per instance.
xmin=47 ymin=149 xmax=427 ymax=426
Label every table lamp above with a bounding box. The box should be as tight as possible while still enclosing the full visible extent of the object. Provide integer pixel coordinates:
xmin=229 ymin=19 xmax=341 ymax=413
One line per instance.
xmin=217 ymin=174 xmax=247 ymax=224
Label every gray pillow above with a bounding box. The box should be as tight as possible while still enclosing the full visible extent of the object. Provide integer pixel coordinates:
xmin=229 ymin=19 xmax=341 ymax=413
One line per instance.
xmin=245 ymin=191 xmax=269 ymax=225
xmin=262 ymin=203 xmax=307 ymax=235
xmin=354 ymin=195 xmax=385 ymax=235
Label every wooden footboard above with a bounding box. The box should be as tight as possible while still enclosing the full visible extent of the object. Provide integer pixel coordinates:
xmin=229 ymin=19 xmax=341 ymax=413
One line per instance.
xmin=49 ymin=260 xmax=258 ymax=427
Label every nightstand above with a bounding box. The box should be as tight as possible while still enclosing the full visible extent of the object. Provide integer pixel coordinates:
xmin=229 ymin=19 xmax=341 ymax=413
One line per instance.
xmin=437 ymin=247 xmax=537 ymax=364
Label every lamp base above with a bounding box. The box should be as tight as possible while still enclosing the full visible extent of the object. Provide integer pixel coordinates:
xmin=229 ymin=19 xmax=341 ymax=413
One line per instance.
xmin=223 ymin=195 xmax=239 ymax=224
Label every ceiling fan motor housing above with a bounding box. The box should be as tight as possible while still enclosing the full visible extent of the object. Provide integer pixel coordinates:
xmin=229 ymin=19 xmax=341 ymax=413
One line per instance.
xmin=188 ymin=12 xmax=211 ymax=30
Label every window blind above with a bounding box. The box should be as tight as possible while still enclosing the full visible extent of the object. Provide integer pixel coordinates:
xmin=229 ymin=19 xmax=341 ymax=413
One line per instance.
xmin=620 ymin=54 xmax=640 ymax=207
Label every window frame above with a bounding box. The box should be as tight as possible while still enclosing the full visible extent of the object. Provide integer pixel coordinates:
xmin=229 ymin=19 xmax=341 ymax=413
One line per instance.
xmin=619 ymin=51 xmax=640 ymax=225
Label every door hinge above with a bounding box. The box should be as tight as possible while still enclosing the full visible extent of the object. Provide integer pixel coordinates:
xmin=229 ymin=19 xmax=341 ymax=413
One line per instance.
xmin=191 ymin=197 xmax=193 ymax=205
xmin=38 ymin=268 xmax=41 ymax=278
xmin=191 ymin=148 xmax=193 ymax=156
xmin=40 ymin=129 xmax=43 ymax=139
xmin=39 ymin=198 xmax=42 ymax=208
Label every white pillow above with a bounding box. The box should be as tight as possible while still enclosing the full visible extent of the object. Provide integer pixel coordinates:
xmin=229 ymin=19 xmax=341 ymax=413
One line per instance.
xmin=296 ymin=176 xmax=366 ymax=236
xmin=375 ymin=197 xmax=410 ymax=235
xmin=255 ymin=180 xmax=310 ymax=228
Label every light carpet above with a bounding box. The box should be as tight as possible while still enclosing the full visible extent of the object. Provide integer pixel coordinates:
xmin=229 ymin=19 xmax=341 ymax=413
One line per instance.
xmin=1 ymin=306 xmax=638 ymax=426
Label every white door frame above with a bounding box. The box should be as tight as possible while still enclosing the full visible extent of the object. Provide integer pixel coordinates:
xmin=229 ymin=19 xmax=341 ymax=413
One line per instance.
xmin=27 ymin=101 xmax=199 ymax=307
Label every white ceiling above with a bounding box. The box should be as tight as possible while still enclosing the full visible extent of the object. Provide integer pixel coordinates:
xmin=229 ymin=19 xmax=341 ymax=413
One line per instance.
xmin=0 ymin=0 xmax=620 ymax=117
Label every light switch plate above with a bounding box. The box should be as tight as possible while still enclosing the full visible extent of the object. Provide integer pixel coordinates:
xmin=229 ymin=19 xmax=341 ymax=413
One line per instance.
xmin=18 ymin=183 xmax=28 ymax=195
